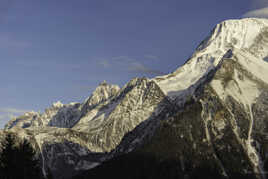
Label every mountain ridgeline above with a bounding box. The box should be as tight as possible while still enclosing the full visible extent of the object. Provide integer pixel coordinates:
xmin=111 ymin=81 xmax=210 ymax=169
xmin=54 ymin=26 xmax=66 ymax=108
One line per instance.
xmin=2 ymin=18 xmax=268 ymax=179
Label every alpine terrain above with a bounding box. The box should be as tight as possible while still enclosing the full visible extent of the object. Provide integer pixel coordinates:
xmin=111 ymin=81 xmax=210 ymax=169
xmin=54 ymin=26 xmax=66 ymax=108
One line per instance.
xmin=2 ymin=18 xmax=268 ymax=179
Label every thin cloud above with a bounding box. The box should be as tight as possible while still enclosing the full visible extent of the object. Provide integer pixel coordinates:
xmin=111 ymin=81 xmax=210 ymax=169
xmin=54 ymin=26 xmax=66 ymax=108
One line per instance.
xmin=0 ymin=107 xmax=29 ymax=125
xmin=243 ymin=7 xmax=268 ymax=18
xmin=128 ymin=62 xmax=164 ymax=75
xmin=250 ymin=0 xmax=268 ymax=9
xmin=102 ymin=55 xmax=164 ymax=76
xmin=144 ymin=55 xmax=159 ymax=60
xmin=243 ymin=0 xmax=268 ymax=18
xmin=111 ymin=56 xmax=133 ymax=62
xmin=0 ymin=108 xmax=29 ymax=114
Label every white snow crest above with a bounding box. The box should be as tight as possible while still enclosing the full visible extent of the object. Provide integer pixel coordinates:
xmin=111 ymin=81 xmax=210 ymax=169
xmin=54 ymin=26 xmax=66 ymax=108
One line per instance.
xmin=154 ymin=18 xmax=268 ymax=106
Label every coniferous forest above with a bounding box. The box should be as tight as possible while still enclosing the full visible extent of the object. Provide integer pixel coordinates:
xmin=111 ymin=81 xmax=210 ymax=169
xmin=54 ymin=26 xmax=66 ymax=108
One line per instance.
xmin=0 ymin=133 xmax=43 ymax=179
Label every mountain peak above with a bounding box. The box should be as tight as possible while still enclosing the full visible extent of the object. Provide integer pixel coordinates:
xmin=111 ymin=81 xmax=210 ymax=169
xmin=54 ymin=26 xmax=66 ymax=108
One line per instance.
xmin=4 ymin=18 xmax=268 ymax=179
xmin=52 ymin=101 xmax=64 ymax=108
xmin=197 ymin=18 xmax=268 ymax=51
xmin=154 ymin=18 xmax=268 ymax=105
xmin=99 ymin=80 xmax=108 ymax=86
xmin=81 ymin=82 xmax=120 ymax=113
xmin=94 ymin=81 xmax=120 ymax=98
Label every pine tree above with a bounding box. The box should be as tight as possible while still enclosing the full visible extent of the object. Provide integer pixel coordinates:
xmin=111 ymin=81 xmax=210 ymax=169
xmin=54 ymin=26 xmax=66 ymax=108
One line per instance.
xmin=0 ymin=133 xmax=17 ymax=179
xmin=0 ymin=133 xmax=43 ymax=179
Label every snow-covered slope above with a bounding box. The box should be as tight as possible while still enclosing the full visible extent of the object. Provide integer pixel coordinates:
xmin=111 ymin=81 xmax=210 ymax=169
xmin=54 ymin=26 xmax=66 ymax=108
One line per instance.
xmin=73 ymin=78 xmax=171 ymax=152
xmin=3 ymin=18 xmax=268 ymax=179
xmin=3 ymin=78 xmax=171 ymax=178
xmin=4 ymin=101 xmax=78 ymax=129
xmin=80 ymin=81 xmax=120 ymax=115
xmin=5 ymin=82 xmax=120 ymax=130
xmin=154 ymin=18 xmax=268 ymax=106
xmin=4 ymin=111 xmax=41 ymax=129
xmin=205 ymin=48 xmax=268 ymax=177
xmin=75 ymin=25 xmax=268 ymax=178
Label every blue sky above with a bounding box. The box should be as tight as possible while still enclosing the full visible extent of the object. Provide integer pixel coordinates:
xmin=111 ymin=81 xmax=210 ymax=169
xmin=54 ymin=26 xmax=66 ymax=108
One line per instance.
xmin=0 ymin=0 xmax=267 ymax=128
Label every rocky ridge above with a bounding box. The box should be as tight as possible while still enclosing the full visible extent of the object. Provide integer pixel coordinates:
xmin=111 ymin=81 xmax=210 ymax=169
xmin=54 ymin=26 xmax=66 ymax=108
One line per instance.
xmin=3 ymin=18 xmax=268 ymax=179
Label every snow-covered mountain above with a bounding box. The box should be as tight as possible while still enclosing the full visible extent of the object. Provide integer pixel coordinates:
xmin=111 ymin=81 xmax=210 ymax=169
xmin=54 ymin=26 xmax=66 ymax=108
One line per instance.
xmin=3 ymin=18 xmax=268 ymax=179
xmin=5 ymin=81 xmax=120 ymax=130
xmin=155 ymin=18 xmax=268 ymax=106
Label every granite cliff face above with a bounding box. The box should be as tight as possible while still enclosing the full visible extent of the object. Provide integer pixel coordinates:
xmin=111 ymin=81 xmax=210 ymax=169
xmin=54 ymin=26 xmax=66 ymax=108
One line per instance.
xmin=3 ymin=18 xmax=268 ymax=179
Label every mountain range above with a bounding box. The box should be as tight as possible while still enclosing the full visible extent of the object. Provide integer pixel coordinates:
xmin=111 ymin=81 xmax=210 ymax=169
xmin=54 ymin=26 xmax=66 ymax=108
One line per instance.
xmin=2 ymin=18 xmax=268 ymax=179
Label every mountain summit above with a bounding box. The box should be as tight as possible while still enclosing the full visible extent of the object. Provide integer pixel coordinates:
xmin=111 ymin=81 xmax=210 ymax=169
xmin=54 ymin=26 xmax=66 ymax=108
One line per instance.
xmin=3 ymin=18 xmax=268 ymax=179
